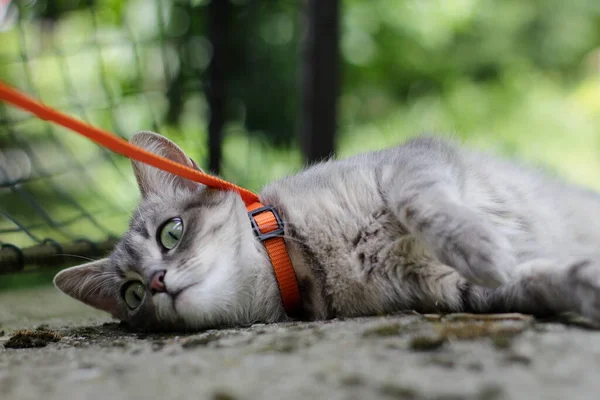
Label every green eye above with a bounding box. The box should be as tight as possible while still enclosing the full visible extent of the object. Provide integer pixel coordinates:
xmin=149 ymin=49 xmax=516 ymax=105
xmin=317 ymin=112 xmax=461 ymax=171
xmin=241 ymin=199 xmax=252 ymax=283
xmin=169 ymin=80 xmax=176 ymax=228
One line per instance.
xmin=123 ymin=281 xmax=145 ymax=309
xmin=159 ymin=217 xmax=183 ymax=250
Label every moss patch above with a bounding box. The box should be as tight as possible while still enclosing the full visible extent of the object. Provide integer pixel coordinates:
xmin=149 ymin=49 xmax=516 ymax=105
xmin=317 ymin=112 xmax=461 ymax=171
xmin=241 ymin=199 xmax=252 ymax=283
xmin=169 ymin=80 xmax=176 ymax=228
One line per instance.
xmin=4 ymin=328 xmax=62 ymax=349
xmin=379 ymin=383 xmax=419 ymax=399
xmin=363 ymin=323 xmax=402 ymax=338
xmin=212 ymin=391 xmax=237 ymax=400
xmin=340 ymin=374 xmax=365 ymax=386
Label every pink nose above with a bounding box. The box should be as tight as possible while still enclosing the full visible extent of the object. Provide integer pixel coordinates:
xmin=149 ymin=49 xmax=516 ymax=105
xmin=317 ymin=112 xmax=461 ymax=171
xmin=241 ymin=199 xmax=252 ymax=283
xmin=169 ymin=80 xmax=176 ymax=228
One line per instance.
xmin=150 ymin=270 xmax=166 ymax=293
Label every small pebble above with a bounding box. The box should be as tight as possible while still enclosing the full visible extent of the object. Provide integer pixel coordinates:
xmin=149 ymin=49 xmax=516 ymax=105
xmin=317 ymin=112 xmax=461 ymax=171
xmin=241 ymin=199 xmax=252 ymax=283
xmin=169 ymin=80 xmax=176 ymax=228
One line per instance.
xmin=491 ymin=335 xmax=512 ymax=350
xmin=409 ymin=334 xmax=446 ymax=351
xmin=213 ymin=390 xmax=237 ymax=400
xmin=379 ymin=383 xmax=419 ymax=399
xmin=340 ymin=375 xmax=364 ymax=386
xmin=362 ymin=323 xmax=401 ymax=338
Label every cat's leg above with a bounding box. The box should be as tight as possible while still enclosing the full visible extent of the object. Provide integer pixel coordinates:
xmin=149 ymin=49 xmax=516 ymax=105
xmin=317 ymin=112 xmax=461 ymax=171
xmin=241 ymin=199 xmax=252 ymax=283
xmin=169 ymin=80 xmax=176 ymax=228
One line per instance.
xmin=405 ymin=257 xmax=600 ymax=318
xmin=562 ymin=257 xmax=600 ymax=320
xmin=463 ymin=256 xmax=600 ymax=320
xmin=384 ymin=166 xmax=515 ymax=288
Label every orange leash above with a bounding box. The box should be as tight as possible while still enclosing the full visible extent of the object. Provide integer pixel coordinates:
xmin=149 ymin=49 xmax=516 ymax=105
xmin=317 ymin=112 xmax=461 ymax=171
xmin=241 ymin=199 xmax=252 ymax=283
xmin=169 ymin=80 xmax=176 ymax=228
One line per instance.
xmin=0 ymin=81 xmax=301 ymax=316
xmin=0 ymin=81 xmax=259 ymax=205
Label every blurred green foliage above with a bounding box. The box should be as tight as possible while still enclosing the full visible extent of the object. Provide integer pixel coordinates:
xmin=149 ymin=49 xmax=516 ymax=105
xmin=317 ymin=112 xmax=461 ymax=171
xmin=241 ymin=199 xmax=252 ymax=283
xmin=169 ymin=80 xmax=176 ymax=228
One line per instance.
xmin=1 ymin=0 xmax=600 ymax=254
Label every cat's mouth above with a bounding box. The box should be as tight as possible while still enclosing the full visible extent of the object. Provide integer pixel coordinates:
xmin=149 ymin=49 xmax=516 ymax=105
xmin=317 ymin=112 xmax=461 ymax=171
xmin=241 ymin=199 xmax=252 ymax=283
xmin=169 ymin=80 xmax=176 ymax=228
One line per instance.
xmin=153 ymin=282 xmax=197 ymax=304
xmin=148 ymin=283 xmax=198 ymax=324
xmin=170 ymin=283 xmax=197 ymax=300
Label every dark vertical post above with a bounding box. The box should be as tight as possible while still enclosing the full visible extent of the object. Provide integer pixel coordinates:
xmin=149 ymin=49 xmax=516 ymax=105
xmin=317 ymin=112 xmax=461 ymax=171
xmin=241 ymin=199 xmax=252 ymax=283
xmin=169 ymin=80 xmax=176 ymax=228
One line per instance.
xmin=300 ymin=0 xmax=340 ymax=163
xmin=207 ymin=0 xmax=229 ymax=173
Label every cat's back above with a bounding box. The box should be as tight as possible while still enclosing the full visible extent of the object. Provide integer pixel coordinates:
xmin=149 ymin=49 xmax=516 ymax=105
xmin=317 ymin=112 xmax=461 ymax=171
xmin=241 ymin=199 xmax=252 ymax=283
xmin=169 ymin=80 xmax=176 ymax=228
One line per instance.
xmin=262 ymin=135 xmax=600 ymax=257
xmin=440 ymin=138 xmax=600 ymax=256
xmin=259 ymin=135 xmax=499 ymax=226
xmin=260 ymin=142 xmax=388 ymax=238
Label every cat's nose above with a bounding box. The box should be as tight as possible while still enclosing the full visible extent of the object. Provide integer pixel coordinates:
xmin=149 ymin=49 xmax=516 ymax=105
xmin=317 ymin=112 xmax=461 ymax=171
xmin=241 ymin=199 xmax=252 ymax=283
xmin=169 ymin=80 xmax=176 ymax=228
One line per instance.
xmin=150 ymin=270 xmax=167 ymax=293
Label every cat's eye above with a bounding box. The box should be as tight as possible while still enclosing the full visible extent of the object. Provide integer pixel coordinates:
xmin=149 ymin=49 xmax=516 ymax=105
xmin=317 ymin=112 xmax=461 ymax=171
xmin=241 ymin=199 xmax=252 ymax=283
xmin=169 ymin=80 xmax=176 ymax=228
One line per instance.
xmin=123 ymin=281 xmax=145 ymax=309
xmin=159 ymin=217 xmax=183 ymax=250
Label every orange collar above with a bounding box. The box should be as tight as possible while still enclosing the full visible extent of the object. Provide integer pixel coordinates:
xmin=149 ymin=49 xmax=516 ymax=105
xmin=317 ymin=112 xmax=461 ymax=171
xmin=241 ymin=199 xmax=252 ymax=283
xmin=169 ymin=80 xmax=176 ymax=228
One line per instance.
xmin=247 ymin=203 xmax=301 ymax=316
xmin=0 ymin=81 xmax=302 ymax=317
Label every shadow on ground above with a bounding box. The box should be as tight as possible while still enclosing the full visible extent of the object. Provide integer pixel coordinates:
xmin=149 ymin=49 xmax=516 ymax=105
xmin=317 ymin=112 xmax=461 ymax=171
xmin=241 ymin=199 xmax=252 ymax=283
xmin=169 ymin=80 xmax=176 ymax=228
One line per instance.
xmin=1 ymin=287 xmax=600 ymax=400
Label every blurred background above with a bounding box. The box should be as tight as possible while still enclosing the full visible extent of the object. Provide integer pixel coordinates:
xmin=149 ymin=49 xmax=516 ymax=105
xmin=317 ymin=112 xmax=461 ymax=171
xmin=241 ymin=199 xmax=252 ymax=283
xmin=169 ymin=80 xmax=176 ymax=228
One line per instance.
xmin=1 ymin=0 xmax=600 ymax=286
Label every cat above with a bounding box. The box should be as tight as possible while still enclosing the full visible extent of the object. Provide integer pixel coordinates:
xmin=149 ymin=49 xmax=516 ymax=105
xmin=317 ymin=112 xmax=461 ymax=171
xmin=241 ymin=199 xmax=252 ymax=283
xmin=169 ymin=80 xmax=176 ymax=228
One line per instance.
xmin=54 ymin=131 xmax=600 ymax=331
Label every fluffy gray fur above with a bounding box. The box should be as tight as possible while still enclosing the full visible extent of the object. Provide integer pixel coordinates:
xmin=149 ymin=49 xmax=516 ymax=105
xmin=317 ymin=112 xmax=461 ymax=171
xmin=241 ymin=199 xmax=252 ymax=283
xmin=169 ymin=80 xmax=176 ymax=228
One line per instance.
xmin=54 ymin=131 xmax=600 ymax=331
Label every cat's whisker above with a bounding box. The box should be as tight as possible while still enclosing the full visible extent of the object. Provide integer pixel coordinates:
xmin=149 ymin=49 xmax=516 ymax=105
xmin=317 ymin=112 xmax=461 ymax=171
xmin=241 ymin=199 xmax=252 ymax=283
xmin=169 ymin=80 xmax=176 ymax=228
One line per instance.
xmin=55 ymin=254 xmax=95 ymax=262
xmin=79 ymin=274 xmax=115 ymax=299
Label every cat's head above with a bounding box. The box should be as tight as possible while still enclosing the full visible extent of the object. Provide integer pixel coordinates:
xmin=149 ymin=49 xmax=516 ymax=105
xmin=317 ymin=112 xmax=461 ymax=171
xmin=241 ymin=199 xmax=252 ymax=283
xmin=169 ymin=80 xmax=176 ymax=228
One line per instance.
xmin=54 ymin=131 xmax=283 ymax=331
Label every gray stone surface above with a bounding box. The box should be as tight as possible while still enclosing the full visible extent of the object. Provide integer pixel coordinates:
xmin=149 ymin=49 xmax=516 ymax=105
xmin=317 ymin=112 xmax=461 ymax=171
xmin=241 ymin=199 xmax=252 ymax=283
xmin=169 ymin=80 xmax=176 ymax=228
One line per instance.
xmin=1 ymin=286 xmax=600 ymax=400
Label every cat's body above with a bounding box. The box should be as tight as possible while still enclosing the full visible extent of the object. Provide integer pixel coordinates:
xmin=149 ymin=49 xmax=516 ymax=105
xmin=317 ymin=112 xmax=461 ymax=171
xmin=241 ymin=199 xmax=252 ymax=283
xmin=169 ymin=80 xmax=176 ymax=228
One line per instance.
xmin=264 ymin=137 xmax=600 ymax=320
xmin=54 ymin=132 xmax=600 ymax=330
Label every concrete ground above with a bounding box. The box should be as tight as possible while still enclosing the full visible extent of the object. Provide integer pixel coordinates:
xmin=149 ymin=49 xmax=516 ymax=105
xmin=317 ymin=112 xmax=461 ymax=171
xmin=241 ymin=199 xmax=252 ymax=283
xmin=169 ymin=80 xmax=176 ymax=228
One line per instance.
xmin=1 ymin=286 xmax=600 ymax=400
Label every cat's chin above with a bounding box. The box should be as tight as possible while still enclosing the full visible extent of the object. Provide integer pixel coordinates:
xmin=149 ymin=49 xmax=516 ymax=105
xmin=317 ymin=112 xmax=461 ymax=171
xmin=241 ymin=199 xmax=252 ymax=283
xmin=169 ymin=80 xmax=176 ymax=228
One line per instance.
xmin=152 ymin=291 xmax=178 ymax=322
xmin=149 ymin=285 xmax=215 ymax=327
xmin=162 ymin=280 xmax=246 ymax=329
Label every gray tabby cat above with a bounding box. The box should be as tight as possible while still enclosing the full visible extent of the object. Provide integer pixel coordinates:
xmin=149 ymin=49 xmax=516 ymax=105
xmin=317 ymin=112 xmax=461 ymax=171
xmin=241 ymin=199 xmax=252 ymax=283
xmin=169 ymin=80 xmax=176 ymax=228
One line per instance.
xmin=54 ymin=131 xmax=600 ymax=330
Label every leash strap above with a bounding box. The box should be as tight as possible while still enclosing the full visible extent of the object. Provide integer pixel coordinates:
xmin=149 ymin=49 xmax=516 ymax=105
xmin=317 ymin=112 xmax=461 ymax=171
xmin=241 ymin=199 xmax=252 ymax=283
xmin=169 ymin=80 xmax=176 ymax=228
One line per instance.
xmin=0 ymin=81 xmax=259 ymax=204
xmin=0 ymin=80 xmax=302 ymax=316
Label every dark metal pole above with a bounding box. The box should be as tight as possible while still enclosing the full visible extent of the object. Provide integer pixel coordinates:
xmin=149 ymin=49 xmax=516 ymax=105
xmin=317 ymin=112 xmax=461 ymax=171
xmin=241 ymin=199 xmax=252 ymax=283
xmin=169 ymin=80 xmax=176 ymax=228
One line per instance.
xmin=207 ymin=0 xmax=229 ymax=174
xmin=300 ymin=0 xmax=341 ymax=163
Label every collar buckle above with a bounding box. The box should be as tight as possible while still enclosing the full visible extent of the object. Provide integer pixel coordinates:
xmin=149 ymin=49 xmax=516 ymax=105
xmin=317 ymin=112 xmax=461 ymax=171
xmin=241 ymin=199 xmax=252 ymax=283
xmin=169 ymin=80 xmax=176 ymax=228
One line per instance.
xmin=248 ymin=205 xmax=285 ymax=241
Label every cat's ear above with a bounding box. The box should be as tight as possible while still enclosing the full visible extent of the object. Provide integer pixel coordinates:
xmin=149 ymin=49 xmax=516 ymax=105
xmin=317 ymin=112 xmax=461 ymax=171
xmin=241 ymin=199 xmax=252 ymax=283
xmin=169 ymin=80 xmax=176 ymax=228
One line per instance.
xmin=129 ymin=131 xmax=204 ymax=198
xmin=53 ymin=259 xmax=120 ymax=317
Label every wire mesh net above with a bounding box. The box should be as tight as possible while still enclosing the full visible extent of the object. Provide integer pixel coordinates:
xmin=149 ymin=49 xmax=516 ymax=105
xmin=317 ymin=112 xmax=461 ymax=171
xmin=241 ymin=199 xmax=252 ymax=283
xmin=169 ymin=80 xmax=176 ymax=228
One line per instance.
xmin=0 ymin=0 xmax=159 ymax=273
xmin=0 ymin=0 xmax=301 ymax=275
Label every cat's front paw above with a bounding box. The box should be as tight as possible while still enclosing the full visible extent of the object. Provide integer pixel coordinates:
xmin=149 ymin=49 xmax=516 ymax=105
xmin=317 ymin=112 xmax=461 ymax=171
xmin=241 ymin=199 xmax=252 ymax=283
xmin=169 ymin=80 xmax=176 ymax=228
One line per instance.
xmin=438 ymin=221 xmax=515 ymax=288
xmin=569 ymin=259 xmax=600 ymax=321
